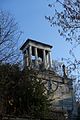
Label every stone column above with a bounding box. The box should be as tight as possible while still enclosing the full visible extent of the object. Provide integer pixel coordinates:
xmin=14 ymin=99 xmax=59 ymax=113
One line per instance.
xmin=46 ymin=52 xmax=49 ymax=68
xmin=23 ymin=49 xmax=29 ymax=67
xmin=23 ymin=54 xmax=26 ymax=67
xmin=23 ymin=50 xmax=27 ymax=67
xmin=48 ymin=51 xmax=51 ymax=68
xmin=43 ymin=49 xmax=46 ymax=68
xmin=35 ymin=47 xmax=38 ymax=66
xmin=29 ymin=45 xmax=32 ymax=65
xmin=26 ymin=49 xmax=29 ymax=66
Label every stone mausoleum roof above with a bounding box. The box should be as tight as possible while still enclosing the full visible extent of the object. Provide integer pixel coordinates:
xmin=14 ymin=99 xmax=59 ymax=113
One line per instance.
xmin=20 ymin=38 xmax=53 ymax=50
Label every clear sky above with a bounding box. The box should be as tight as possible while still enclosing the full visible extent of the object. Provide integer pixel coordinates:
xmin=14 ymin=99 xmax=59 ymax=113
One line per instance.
xmin=0 ymin=0 xmax=71 ymax=61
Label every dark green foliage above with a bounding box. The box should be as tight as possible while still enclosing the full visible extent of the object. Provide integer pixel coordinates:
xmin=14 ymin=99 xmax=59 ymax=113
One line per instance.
xmin=0 ymin=63 xmax=21 ymax=114
xmin=16 ymin=68 xmax=51 ymax=119
xmin=0 ymin=64 xmax=51 ymax=119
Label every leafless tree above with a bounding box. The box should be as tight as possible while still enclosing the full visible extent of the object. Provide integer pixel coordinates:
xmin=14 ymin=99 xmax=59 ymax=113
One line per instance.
xmin=45 ymin=0 xmax=80 ymax=101
xmin=46 ymin=0 xmax=80 ymax=43
xmin=0 ymin=10 xmax=22 ymax=63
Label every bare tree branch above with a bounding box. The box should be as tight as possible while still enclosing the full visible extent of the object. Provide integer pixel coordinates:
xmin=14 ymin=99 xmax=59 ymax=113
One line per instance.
xmin=0 ymin=10 xmax=22 ymax=63
xmin=46 ymin=0 xmax=80 ymax=101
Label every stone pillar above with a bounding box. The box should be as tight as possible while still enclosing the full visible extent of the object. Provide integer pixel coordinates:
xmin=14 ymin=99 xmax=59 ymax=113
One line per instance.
xmin=23 ymin=49 xmax=29 ymax=67
xmin=23 ymin=50 xmax=26 ymax=67
xmin=23 ymin=54 xmax=26 ymax=67
xmin=46 ymin=52 xmax=49 ymax=68
xmin=43 ymin=49 xmax=46 ymax=68
xmin=26 ymin=49 xmax=29 ymax=66
xmin=29 ymin=45 xmax=32 ymax=65
xmin=48 ymin=51 xmax=51 ymax=68
xmin=35 ymin=47 xmax=38 ymax=66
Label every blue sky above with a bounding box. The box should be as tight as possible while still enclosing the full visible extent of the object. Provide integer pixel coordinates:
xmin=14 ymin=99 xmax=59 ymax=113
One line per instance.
xmin=0 ymin=0 xmax=71 ymax=61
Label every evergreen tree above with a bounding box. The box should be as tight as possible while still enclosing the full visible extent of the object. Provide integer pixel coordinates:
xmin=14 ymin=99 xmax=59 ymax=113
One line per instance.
xmin=0 ymin=64 xmax=51 ymax=119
